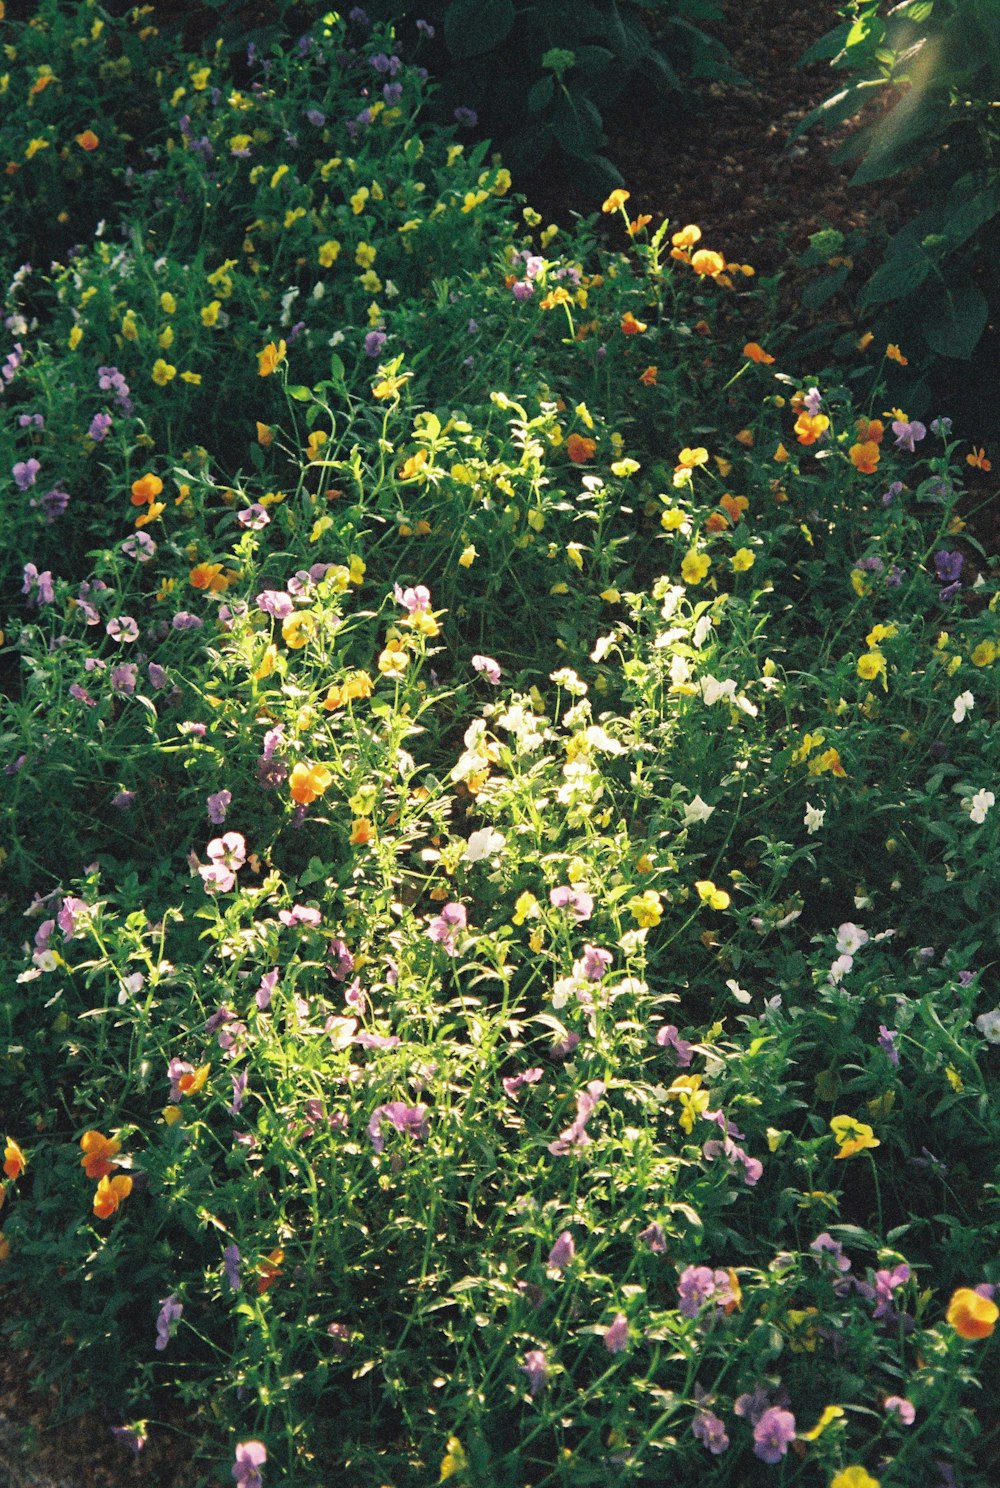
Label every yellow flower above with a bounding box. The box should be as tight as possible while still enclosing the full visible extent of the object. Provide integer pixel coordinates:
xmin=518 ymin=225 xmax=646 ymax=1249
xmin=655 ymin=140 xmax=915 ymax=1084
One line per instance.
xmin=25 ymin=138 xmax=50 ymax=160
xmin=681 ymin=550 xmax=710 ymax=586
xmin=800 ymin=1404 xmax=844 ymax=1438
xmin=628 ymin=890 xmax=662 ymax=928
xmin=458 ymin=545 xmax=477 ymax=568
xmin=151 ymin=358 xmax=176 ymax=386
xmin=161 ymin=1105 xmax=183 ymax=1125
xmin=282 ymin=612 xmax=317 ymax=649
xmin=200 ymin=299 xmax=221 ymax=327
xmin=774 ymin=441 xmax=790 ymax=463
xmin=121 ymin=309 xmax=139 ymax=342
xmin=289 ymin=761 xmax=333 ymax=805
xmin=355 ymin=241 xmax=377 ymax=268
xmin=256 ymin=421 xmax=273 ymax=447
xmin=676 ymin=446 xmax=709 ymax=470
xmin=180 ymin=370 xmax=202 ymax=385
xmin=378 ymin=638 xmax=410 ymax=678
xmin=885 ymin=343 xmax=908 ymax=365
xmin=512 ymin=891 xmax=538 ymax=925
xmin=831 ymin=1469 xmax=880 ymax=1488
xmin=695 ymin=880 xmax=730 ymax=910
xmin=257 ymin=340 xmax=286 ymax=377
xmin=946 ymin=1287 xmax=999 ymax=1340
xmin=158 ymin=324 xmax=174 ymax=350
xmin=601 ymin=188 xmax=631 ymax=213
xmin=350 ymin=186 xmax=370 ymax=215
xmin=690 ymin=248 xmax=725 ymax=277
xmin=306 ymin=429 xmax=328 ymax=461
xmin=857 ymin=650 xmax=887 ymax=687
xmin=972 ymin=640 xmax=997 ymax=667
xmin=829 ymin=1114 xmax=880 ymax=1159
xmin=731 ymin=547 xmax=755 ymax=572
xmin=856 ymin=331 xmax=874 ymax=351
xmin=439 ymin=1436 xmax=468 ymax=1482
xmin=190 ymin=66 xmax=211 ymax=90
xmin=68 ymin=324 xmax=83 ymax=350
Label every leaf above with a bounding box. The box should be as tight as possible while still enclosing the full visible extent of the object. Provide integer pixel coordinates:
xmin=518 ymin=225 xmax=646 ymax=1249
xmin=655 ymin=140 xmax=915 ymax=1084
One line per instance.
xmin=857 ymin=241 xmax=931 ymax=309
xmin=800 ymin=265 xmax=851 ymax=311
xmin=444 ymin=0 xmax=516 ymax=59
xmin=526 ymin=75 xmax=554 ymax=114
xmin=549 ymin=91 xmax=604 ymax=157
xmin=798 ymin=21 xmax=852 ymax=65
xmin=921 ymin=284 xmax=989 ymax=360
xmin=286 ymin=384 xmax=311 ymax=401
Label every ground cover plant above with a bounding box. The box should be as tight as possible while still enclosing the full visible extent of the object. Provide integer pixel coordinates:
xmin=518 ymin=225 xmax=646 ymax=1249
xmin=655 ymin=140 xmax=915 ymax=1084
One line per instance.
xmin=1 ymin=3 xmax=999 ymax=1486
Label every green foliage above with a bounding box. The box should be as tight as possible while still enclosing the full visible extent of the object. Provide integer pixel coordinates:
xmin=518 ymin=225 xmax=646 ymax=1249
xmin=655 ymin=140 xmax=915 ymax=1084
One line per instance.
xmin=793 ymin=0 xmax=1000 ymax=363
xmin=370 ymin=0 xmax=743 ymax=186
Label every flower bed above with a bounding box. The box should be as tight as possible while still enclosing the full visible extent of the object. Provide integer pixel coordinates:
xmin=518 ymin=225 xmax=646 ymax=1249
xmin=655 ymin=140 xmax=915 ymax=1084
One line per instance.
xmin=0 ymin=5 xmax=998 ymax=1486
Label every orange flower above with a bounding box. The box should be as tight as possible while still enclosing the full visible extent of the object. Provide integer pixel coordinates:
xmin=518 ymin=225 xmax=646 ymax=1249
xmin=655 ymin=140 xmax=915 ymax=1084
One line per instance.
xmin=566 ymin=433 xmax=597 ymax=465
xmin=855 ymin=417 xmax=884 ymax=445
xmin=857 ymin=331 xmax=874 ymax=351
xmin=324 ymin=672 xmax=374 ymax=711
xmin=627 ymin=214 xmax=652 ymax=237
xmin=885 ymin=343 xmax=908 ymax=365
xmin=620 ymin=311 xmax=647 ymax=336
xmin=75 ymin=130 xmax=100 ymax=151
xmin=257 ymin=1247 xmax=284 ymax=1295
xmin=189 ymin=562 xmax=228 ymax=592
xmin=690 ymin=249 xmax=725 ymax=278
xmin=704 ymin=511 xmax=729 ymax=533
xmin=601 ymin=189 xmax=630 ymax=214
xmin=350 ymin=817 xmax=374 ymax=845
xmin=671 ymin=224 xmax=702 ymax=249
xmin=80 ymin=1130 xmax=121 ymax=1180
xmin=289 ymin=761 xmax=333 ymax=805
xmin=794 ymin=411 xmax=830 ymax=446
xmin=93 ymin=1173 xmax=132 ymax=1220
xmin=130 ymin=472 xmax=164 ymax=507
xmin=3 ymin=1139 xmax=26 ymax=1181
xmin=255 ymin=420 xmax=274 ymax=447
xmin=720 ymin=493 xmax=749 ymax=522
xmin=742 ymin=342 xmax=775 ymax=365
xmin=638 ymin=365 xmax=658 ymax=386
xmin=135 ymin=502 xmax=164 ymax=528
xmin=176 ymin=1064 xmax=210 ymax=1097
xmin=774 ymin=442 xmax=790 ymax=463
xmin=735 ymin=428 xmax=755 ymax=448
xmin=947 ymin=1287 xmax=999 ymax=1340
xmin=967 ymin=447 xmax=992 ymax=472
xmin=849 ymin=441 xmax=881 ymax=474
xmin=257 ymin=339 xmax=286 ymax=377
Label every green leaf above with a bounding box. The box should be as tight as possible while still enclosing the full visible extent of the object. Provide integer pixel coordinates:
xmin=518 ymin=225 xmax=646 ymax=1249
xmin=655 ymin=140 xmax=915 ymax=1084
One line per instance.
xmin=286 ymin=384 xmax=311 ymax=402
xmin=800 ymin=265 xmax=851 ymax=310
xmin=444 ymin=0 xmax=516 ymax=59
xmin=857 ymin=242 xmax=930 ymax=308
xmin=549 ymin=91 xmax=604 ymax=157
xmin=921 ymin=284 xmax=989 ymax=360
xmin=526 ymin=75 xmax=554 ymax=114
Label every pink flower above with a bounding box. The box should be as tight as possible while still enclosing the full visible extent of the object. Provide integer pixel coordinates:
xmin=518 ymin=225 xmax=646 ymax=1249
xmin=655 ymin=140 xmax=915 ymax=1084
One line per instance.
xmin=394 ymin=582 xmax=431 ymax=613
xmin=604 ymin=1312 xmax=629 ymax=1353
xmin=548 ymin=1080 xmax=604 ymax=1155
xmin=549 ymin=885 xmax=594 ymax=922
xmin=520 ymin=1347 xmax=548 ymax=1396
xmin=547 ymin=1231 xmax=575 ymax=1271
xmin=471 ymin=654 xmax=501 ymax=685
xmin=427 ymin=902 xmax=467 ymax=957
xmin=232 ymin=1441 xmax=267 ymax=1488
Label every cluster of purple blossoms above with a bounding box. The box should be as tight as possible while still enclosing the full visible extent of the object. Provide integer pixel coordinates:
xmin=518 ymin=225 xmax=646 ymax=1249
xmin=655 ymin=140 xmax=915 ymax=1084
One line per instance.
xmin=97 ymin=364 xmax=133 ymax=413
xmin=13 ymin=457 xmax=40 ymax=491
xmin=22 ymin=562 xmax=54 ymax=604
xmin=677 ymin=1264 xmax=740 ymax=1319
xmin=257 ymin=723 xmax=288 ymax=790
xmin=935 ymin=549 xmax=964 ymax=601
xmin=426 ymin=902 xmax=467 ymax=957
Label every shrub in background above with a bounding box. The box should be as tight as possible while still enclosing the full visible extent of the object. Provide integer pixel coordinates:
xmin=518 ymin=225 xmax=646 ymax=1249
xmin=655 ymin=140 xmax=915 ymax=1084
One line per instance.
xmin=369 ymin=0 xmax=742 ymax=187
xmin=792 ymin=0 xmax=1000 ymax=378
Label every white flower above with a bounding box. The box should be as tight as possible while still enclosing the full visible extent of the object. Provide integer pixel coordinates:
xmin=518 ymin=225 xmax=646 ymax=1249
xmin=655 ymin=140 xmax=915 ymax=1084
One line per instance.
xmin=804 ymin=802 xmax=825 ymax=835
xmin=726 ymin=978 xmax=752 ymax=1004
xmin=582 ymin=725 xmax=625 ymax=755
xmin=463 ymin=827 xmax=506 ymax=863
xmin=692 ymin=614 xmax=713 ymax=649
xmin=828 ymin=953 xmax=853 ymax=985
xmin=700 ymin=675 xmax=737 ymax=706
xmin=952 ymin=690 xmax=975 ymax=723
xmin=969 ymin=789 xmax=995 ymax=825
xmin=683 ymin=795 xmax=715 ymax=826
xmin=975 ymin=1009 xmax=1000 ymax=1044
xmin=836 ymin=922 xmax=869 ymax=956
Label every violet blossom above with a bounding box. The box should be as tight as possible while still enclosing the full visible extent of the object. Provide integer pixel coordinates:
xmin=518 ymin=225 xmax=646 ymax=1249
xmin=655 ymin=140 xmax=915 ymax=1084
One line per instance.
xmin=548 ymin=1079 xmax=604 ymax=1155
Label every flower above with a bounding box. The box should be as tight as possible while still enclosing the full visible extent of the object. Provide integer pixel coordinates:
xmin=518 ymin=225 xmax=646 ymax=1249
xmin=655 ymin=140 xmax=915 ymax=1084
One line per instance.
xmin=13 ymin=458 xmax=40 ymax=491
xmin=892 ymin=419 xmax=926 ymax=452
xmin=427 ymin=902 xmax=467 ymax=956
xmin=367 ymin=1103 xmax=428 ymax=1154
xmin=753 ymin=1406 xmax=796 ymax=1464
xmin=151 ymin=358 xmax=176 ymax=386
xmin=520 ymin=1348 xmax=548 ymax=1396
xmin=975 ymin=1008 xmax=1000 ymax=1042
xmin=620 ymin=311 xmax=647 ymax=335
xmin=952 ymin=691 xmax=975 ymax=723
xmin=257 ymin=340 xmax=286 ymax=377
xmin=233 ymin=1441 xmax=267 ymax=1488
xmin=628 ymin=890 xmax=662 ymax=928
xmin=691 ymin=249 xmax=725 ymax=277
xmin=604 ymin=1312 xmax=629 ymax=1354
xmin=80 ymin=1129 xmax=121 ymax=1179
xmin=567 ymin=432 xmax=597 ymax=464
xmin=804 ymin=802 xmax=825 ymax=834
xmin=886 ymin=343 xmax=908 ymax=365
xmin=207 ymin=790 xmax=232 ymax=825
xmin=471 ymin=654 xmax=501 ymax=685
xmin=831 ymin=1470 xmax=881 ymax=1488
xmin=969 ymin=789 xmax=994 ymax=824
xmin=548 ymin=1231 xmax=575 ymax=1271
xmin=224 ymin=1244 xmax=241 ymax=1290
xmin=155 ymin=1294 xmax=183 ymax=1351
xmin=75 ymin=129 xmax=100 ymax=151
xmin=849 ymin=441 xmax=880 ymax=473
xmin=601 ymin=189 xmax=630 ymax=213
xmin=548 ymin=1080 xmax=604 ymax=1155
xmin=463 ymin=827 xmax=505 ymax=863
xmin=967 ymin=447 xmax=992 ymax=472
xmin=884 ymin=1396 xmax=915 ymax=1425
xmin=794 ymin=411 xmax=830 ymax=445
xmin=947 ymin=1286 xmax=999 ymax=1339
xmin=549 ymin=885 xmax=593 ymax=922
xmin=93 ymin=1173 xmax=132 ymax=1218
xmin=743 ymin=341 xmax=775 ymax=364
xmin=288 ymin=761 xmax=333 ymax=806
xmin=681 ymin=550 xmax=710 ymax=585
xmin=3 ymin=1139 xmax=26 ymax=1180
xmin=830 ymin=1114 xmax=880 ymax=1159
xmin=692 ymin=1410 xmax=730 ymax=1454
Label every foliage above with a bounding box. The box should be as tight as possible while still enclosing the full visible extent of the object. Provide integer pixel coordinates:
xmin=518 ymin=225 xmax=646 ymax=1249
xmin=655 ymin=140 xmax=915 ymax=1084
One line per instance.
xmin=368 ymin=0 xmax=742 ymax=186
xmin=792 ymin=0 xmax=1000 ymax=364
xmin=0 ymin=4 xmax=999 ymax=1488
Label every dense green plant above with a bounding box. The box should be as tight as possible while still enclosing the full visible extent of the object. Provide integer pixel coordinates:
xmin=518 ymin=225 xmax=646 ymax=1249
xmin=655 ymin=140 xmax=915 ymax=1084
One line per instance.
xmin=792 ymin=0 xmax=1000 ymax=365
xmin=369 ymin=0 xmax=742 ymax=186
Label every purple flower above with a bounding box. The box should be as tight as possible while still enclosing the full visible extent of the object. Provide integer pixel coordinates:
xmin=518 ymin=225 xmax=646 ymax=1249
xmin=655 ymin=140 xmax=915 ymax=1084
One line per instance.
xmin=638 ymin=1221 xmax=666 ymax=1253
xmin=22 ymin=563 xmax=54 ymax=604
xmin=13 ymin=458 xmax=40 ymax=490
xmin=88 ymin=412 xmax=112 ymax=441
xmin=931 ymin=417 xmax=953 ymax=437
xmin=155 ymin=1294 xmax=183 ymax=1351
xmin=892 ymin=419 xmax=926 ymax=452
xmin=110 ymin=1425 xmax=146 ymax=1453
xmin=882 ymin=479 xmax=904 ymax=506
xmin=549 ymin=885 xmax=593 ymax=922
xmin=367 ymin=1102 xmax=429 ymax=1154
xmin=147 ymin=662 xmax=168 ymax=689
xmin=656 ymin=1024 xmax=693 ymax=1067
xmin=753 ymin=1407 xmax=796 ymax=1464
xmin=885 ymin=1395 xmax=916 ymax=1425
xmin=383 ymin=82 xmax=403 ymax=105
xmin=237 ymin=504 xmax=270 ymax=530
xmin=111 ymin=789 xmax=136 ymax=810
xmin=171 ymin=611 xmax=203 ymax=630
xmin=223 ymin=1243 xmax=241 ymax=1291
xmin=512 ymin=280 xmax=534 ymax=302
xmin=256 ymin=969 xmax=279 ymax=1010
xmin=70 ymin=683 xmax=96 ymax=707
xmin=873 ymin=1262 xmax=911 ymax=1320
xmin=520 ymin=1348 xmax=548 ymax=1397
xmin=802 ymin=386 xmax=823 ymax=416
xmin=502 ymin=1067 xmax=543 ymax=1098
xmin=471 ymin=653 xmax=501 ymax=685
xmin=232 ymin=1441 xmax=267 ymax=1488
xmin=111 ymin=663 xmax=138 ymax=695
xmin=604 ymin=1312 xmax=629 ymax=1354
xmin=416 ymin=18 xmax=435 ymax=36
xmin=123 ymin=531 xmax=157 ymax=562
xmin=364 ymin=329 xmax=387 ymax=358
xmin=394 ymin=582 xmax=431 ymax=613
xmin=106 ymin=615 xmax=139 ymax=643
xmin=548 ymin=1079 xmax=604 ymax=1155
xmin=454 ymin=106 xmax=478 ymax=127
xmin=327 ymin=938 xmax=355 ymax=981
xmin=811 ymin=1232 xmax=851 ymax=1273
xmin=305 ymin=108 xmax=326 ymax=127
xmin=34 ymin=487 xmax=70 ymax=520
xmin=934 ymin=549 xmax=964 ymax=601
xmin=230 ymin=1071 xmax=248 ymax=1115
xmin=677 ymin=1265 xmax=725 ymax=1318
xmin=548 ymin=1231 xmax=575 ymax=1271
xmin=279 ymin=903 xmax=322 ymax=928
xmin=427 ymin=902 xmax=467 ymax=956
xmin=692 ymin=1410 xmax=729 ymax=1455
xmin=256 ymin=589 xmax=294 ymax=619
xmin=878 ymin=1023 xmax=900 ymax=1066
xmin=734 ymin=1386 xmax=772 ymax=1424
xmin=57 ymin=896 xmax=87 ymax=940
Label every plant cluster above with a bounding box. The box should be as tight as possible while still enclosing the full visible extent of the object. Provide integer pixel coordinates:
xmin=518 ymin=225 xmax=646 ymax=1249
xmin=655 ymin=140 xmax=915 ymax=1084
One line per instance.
xmin=0 ymin=4 xmax=998 ymax=1487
